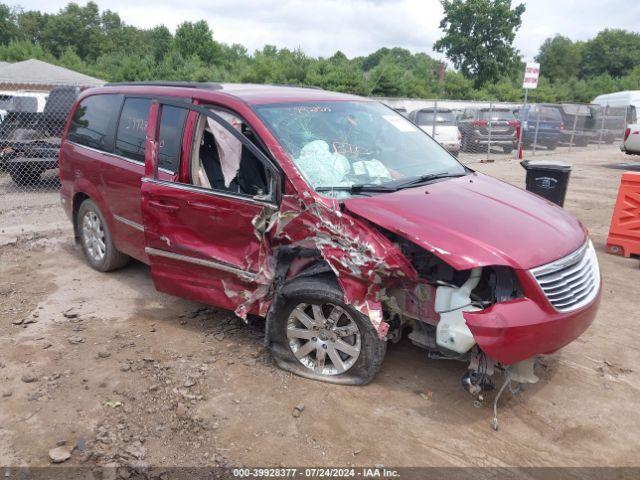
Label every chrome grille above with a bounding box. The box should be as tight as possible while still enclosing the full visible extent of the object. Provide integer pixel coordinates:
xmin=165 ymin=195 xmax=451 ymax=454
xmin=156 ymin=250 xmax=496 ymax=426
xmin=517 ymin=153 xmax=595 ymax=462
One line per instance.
xmin=530 ymin=241 xmax=600 ymax=312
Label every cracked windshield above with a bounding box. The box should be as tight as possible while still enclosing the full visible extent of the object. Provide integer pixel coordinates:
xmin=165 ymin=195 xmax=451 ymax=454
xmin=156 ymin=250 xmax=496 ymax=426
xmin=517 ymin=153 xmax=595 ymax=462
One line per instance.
xmin=255 ymin=101 xmax=466 ymax=196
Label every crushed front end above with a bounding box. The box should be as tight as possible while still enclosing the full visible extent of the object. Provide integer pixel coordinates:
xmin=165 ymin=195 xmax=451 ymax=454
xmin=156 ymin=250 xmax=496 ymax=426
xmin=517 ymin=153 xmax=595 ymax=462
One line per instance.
xmin=377 ymin=232 xmax=601 ymax=427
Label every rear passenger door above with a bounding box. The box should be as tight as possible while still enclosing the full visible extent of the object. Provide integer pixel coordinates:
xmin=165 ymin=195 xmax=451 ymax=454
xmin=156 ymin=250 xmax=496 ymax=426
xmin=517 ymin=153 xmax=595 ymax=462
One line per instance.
xmin=98 ymin=97 xmax=150 ymax=260
xmin=140 ymin=100 xmax=280 ymax=315
xmin=98 ymin=97 xmax=186 ymax=261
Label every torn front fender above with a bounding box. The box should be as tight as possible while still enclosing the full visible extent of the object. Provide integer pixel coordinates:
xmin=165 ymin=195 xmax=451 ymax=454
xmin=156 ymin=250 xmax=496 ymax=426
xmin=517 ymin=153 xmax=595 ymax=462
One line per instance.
xmin=232 ymin=193 xmax=417 ymax=337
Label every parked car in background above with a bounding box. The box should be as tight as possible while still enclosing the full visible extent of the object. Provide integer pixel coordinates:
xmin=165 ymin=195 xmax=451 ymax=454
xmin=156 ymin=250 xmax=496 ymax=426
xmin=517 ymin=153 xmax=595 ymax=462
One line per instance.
xmin=0 ymin=86 xmax=79 ymax=185
xmin=589 ymin=104 xmax=635 ymax=143
xmin=393 ymin=107 xmax=408 ymax=117
xmin=592 ymin=90 xmax=640 ymax=119
xmin=513 ymin=104 xmax=563 ymax=150
xmin=408 ymin=107 xmax=461 ymax=156
xmin=0 ymin=91 xmax=49 ymax=123
xmin=547 ymin=103 xmax=596 ymax=146
xmin=457 ymin=107 xmax=518 ymax=153
xmin=58 ymin=82 xmax=600 ymax=392
xmin=622 ymin=124 xmax=640 ymax=155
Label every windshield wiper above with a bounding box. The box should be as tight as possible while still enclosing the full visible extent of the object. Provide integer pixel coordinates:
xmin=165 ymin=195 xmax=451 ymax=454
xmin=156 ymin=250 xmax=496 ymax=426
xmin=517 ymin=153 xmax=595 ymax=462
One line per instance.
xmin=388 ymin=171 xmax=466 ymax=190
xmin=316 ymin=184 xmax=398 ymax=194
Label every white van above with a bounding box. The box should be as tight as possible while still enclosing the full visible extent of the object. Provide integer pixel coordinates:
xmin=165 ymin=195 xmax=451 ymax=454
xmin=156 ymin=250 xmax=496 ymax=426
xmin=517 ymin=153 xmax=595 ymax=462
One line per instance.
xmin=592 ymin=91 xmax=639 ymax=122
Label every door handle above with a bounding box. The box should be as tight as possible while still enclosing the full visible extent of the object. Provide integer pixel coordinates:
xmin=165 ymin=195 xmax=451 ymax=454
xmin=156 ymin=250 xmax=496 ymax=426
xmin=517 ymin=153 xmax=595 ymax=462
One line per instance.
xmin=148 ymin=200 xmax=179 ymax=212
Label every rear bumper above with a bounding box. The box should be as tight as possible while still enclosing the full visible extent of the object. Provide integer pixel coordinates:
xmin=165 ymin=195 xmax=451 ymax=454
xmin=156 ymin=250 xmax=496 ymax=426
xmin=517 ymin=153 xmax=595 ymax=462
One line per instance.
xmin=467 ymin=133 xmax=516 ymax=146
xmin=463 ymin=289 xmax=600 ymax=365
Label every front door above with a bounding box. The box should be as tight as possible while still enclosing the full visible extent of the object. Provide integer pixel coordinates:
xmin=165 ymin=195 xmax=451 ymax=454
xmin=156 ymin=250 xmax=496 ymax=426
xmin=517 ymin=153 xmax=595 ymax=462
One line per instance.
xmin=140 ymin=100 xmax=280 ymax=314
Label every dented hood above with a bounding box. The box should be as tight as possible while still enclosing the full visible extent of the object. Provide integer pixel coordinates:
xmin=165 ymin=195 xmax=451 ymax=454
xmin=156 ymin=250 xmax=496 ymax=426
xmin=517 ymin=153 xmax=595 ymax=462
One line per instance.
xmin=342 ymin=173 xmax=586 ymax=271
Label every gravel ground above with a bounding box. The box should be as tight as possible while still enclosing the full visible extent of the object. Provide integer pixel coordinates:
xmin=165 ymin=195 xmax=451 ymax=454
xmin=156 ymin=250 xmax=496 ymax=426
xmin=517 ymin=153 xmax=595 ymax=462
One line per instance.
xmin=0 ymin=145 xmax=639 ymax=469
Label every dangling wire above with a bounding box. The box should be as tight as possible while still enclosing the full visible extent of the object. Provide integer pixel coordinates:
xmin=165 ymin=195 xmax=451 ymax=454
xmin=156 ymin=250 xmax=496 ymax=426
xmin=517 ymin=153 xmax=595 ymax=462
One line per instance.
xmin=492 ymin=371 xmax=512 ymax=431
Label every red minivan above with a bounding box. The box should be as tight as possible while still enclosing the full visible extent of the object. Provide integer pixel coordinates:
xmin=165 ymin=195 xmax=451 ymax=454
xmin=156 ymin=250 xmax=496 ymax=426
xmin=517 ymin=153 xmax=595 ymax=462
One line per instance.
xmin=59 ymin=82 xmax=601 ymax=393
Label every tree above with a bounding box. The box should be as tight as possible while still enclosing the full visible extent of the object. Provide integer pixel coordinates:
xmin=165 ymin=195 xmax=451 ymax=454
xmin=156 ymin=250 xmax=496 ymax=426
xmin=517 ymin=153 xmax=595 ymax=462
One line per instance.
xmin=581 ymin=29 xmax=640 ymax=78
xmin=535 ymin=35 xmax=583 ymax=82
xmin=16 ymin=10 xmax=48 ymax=45
xmin=434 ymin=0 xmax=525 ymax=87
xmin=0 ymin=3 xmax=18 ymax=45
xmin=173 ymin=20 xmax=220 ymax=65
xmin=367 ymin=56 xmax=405 ymax=96
xmin=41 ymin=2 xmax=102 ymax=59
xmin=147 ymin=26 xmax=173 ymax=62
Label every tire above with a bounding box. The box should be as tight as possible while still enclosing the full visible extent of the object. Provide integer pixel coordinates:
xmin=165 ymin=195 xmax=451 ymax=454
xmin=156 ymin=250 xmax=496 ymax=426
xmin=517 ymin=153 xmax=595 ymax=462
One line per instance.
xmin=503 ymin=146 xmax=513 ymax=154
xmin=8 ymin=163 xmax=41 ymax=186
xmin=547 ymin=142 xmax=558 ymax=150
xmin=77 ymin=199 xmax=129 ymax=272
xmin=267 ymin=276 xmax=386 ymax=385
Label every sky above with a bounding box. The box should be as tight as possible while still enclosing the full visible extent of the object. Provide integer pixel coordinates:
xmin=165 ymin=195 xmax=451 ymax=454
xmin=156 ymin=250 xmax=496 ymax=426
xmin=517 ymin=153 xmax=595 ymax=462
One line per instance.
xmin=9 ymin=0 xmax=640 ymax=62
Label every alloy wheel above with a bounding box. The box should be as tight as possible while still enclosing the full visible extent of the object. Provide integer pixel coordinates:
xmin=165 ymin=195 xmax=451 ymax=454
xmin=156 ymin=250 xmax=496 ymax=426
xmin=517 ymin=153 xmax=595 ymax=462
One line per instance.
xmin=81 ymin=211 xmax=106 ymax=263
xmin=286 ymin=302 xmax=361 ymax=376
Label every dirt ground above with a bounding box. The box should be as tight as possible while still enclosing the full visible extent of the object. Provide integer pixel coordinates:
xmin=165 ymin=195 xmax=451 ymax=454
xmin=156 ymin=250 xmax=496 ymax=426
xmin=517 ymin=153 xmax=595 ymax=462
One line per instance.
xmin=0 ymin=145 xmax=639 ymax=469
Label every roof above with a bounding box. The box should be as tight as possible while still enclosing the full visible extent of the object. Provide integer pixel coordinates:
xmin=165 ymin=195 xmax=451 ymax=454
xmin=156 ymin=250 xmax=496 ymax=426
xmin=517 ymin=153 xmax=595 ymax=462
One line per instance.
xmin=99 ymin=82 xmax=365 ymax=105
xmin=0 ymin=59 xmax=104 ymax=87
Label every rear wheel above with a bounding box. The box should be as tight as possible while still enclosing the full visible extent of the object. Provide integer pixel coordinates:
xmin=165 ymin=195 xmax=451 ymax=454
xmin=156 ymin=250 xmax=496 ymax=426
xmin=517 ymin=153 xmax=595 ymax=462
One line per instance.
xmin=547 ymin=141 xmax=558 ymax=150
xmin=503 ymin=146 xmax=514 ymax=154
xmin=77 ymin=199 xmax=129 ymax=272
xmin=267 ymin=276 xmax=386 ymax=385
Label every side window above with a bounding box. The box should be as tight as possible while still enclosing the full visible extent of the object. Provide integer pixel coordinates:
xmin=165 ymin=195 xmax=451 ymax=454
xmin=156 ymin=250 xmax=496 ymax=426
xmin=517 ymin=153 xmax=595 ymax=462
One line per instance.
xmin=68 ymin=94 xmax=121 ymax=151
xmin=158 ymin=105 xmax=187 ymax=173
xmin=115 ymin=98 xmax=151 ymax=162
xmin=190 ymin=109 xmax=269 ymax=197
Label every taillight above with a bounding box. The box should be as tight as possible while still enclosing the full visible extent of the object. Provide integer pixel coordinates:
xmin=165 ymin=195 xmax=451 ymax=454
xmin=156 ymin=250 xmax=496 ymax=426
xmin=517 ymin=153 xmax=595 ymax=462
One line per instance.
xmin=624 ymin=128 xmax=631 ymax=141
xmin=472 ymin=120 xmax=488 ymax=127
xmin=560 ymin=122 xmax=564 ymax=131
xmin=457 ymin=129 xmax=462 ymax=140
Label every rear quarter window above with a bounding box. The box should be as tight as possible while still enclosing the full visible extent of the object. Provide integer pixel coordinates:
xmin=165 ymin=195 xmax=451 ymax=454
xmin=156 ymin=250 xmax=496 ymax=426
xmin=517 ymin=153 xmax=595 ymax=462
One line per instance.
xmin=68 ymin=94 xmax=122 ymax=151
xmin=480 ymin=109 xmax=515 ymax=121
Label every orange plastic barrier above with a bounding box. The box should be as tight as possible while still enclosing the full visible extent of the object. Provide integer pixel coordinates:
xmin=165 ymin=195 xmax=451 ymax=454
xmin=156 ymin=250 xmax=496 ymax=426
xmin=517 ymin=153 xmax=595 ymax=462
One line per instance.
xmin=606 ymin=171 xmax=640 ymax=257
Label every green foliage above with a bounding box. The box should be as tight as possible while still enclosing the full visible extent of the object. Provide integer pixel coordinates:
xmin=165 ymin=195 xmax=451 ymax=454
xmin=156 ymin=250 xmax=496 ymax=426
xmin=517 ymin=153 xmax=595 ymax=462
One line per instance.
xmin=581 ymin=29 xmax=640 ymax=78
xmin=0 ymin=1 xmax=639 ymax=105
xmin=173 ymin=20 xmax=220 ymax=65
xmin=0 ymin=3 xmax=18 ymax=45
xmin=535 ymin=35 xmax=583 ymax=82
xmin=434 ymin=0 xmax=525 ymax=87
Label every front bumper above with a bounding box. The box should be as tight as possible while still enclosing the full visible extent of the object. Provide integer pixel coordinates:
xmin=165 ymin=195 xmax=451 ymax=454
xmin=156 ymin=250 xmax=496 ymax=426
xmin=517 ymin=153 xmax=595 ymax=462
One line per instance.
xmin=463 ymin=289 xmax=600 ymax=365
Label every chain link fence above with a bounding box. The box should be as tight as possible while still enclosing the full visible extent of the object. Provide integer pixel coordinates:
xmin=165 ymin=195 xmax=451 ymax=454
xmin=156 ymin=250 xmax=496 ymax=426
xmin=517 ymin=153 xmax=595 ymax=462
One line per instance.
xmin=0 ymin=81 xmax=84 ymax=235
xmin=380 ymin=97 xmax=635 ymax=163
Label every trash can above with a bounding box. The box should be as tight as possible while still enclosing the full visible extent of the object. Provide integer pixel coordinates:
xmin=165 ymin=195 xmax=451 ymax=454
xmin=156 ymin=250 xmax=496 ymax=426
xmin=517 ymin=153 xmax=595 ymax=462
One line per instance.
xmin=520 ymin=160 xmax=571 ymax=207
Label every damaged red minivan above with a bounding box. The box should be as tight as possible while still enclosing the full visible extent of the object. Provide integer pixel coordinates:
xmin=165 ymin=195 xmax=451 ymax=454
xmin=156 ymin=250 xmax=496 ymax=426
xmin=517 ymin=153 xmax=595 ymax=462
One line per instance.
xmin=59 ymin=82 xmax=601 ymax=396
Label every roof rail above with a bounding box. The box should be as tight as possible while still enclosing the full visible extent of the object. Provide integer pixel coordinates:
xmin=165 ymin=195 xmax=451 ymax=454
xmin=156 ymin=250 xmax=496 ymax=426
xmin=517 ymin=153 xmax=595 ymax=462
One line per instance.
xmin=104 ymin=81 xmax=223 ymax=90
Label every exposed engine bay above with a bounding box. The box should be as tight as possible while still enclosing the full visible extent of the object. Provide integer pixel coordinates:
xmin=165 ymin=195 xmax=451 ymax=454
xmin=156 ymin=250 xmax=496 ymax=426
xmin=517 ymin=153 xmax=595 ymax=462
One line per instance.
xmin=381 ymin=235 xmax=538 ymax=429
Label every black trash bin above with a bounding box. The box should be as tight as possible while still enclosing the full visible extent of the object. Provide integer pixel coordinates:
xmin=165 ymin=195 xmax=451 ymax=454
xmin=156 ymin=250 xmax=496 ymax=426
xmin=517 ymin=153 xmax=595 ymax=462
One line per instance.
xmin=520 ymin=160 xmax=571 ymax=207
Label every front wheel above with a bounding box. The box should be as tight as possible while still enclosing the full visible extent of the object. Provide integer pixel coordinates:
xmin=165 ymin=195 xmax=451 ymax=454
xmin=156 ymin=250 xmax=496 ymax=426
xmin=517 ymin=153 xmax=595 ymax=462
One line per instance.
xmin=77 ymin=199 xmax=129 ymax=272
xmin=267 ymin=276 xmax=386 ymax=385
